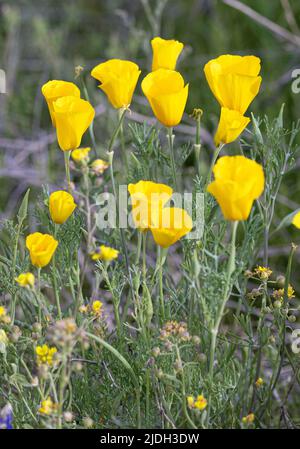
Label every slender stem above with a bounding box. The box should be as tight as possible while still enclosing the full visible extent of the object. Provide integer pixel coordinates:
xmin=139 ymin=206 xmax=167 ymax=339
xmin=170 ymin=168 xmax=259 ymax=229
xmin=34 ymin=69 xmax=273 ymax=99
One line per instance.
xmin=194 ymin=115 xmax=202 ymax=178
xmin=64 ymin=150 xmax=71 ymax=192
xmin=79 ymin=75 xmax=98 ymax=157
xmin=118 ymin=107 xmax=128 ymax=173
xmin=206 ymin=143 xmax=224 ymax=187
xmin=37 ymin=267 xmax=42 ymax=323
xmin=158 ymin=246 xmax=165 ymax=322
xmin=142 ymin=232 xmax=147 ymax=283
xmin=11 ymin=221 xmax=22 ymax=324
xmin=167 ymin=127 xmax=178 ymax=191
xmin=52 ymin=224 xmax=62 ymax=319
xmin=175 ymin=345 xmax=198 ymax=429
xmin=209 ymin=221 xmax=238 ymax=377
xmin=135 ymin=231 xmax=142 ymax=265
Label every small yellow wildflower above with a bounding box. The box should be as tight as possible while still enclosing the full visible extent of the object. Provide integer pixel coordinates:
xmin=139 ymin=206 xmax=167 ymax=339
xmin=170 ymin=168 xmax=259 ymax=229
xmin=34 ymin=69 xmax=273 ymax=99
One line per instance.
xmin=71 ymin=147 xmax=91 ymax=163
xmin=91 ymin=159 xmax=109 ymax=175
xmin=36 ymin=344 xmax=57 ymax=366
xmin=194 ymin=395 xmax=207 ymax=410
xmin=39 ymin=397 xmax=58 ymax=415
xmin=92 ymin=300 xmax=103 ymax=316
xmin=273 ymin=285 xmax=295 ymax=301
xmin=15 ymin=272 xmax=35 ymax=288
xmin=255 ymin=377 xmax=264 ymax=388
xmin=187 ymin=394 xmax=207 ymax=411
xmin=90 ymin=245 xmax=119 ymax=262
xmin=0 ymin=306 xmax=6 ymax=318
xmin=242 ymin=413 xmax=255 ymax=424
xmin=254 ymin=266 xmax=272 ymax=280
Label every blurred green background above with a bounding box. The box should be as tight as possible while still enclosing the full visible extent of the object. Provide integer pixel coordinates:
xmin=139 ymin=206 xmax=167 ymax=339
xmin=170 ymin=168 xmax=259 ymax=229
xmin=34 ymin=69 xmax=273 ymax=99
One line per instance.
xmin=0 ymin=0 xmax=300 ymax=269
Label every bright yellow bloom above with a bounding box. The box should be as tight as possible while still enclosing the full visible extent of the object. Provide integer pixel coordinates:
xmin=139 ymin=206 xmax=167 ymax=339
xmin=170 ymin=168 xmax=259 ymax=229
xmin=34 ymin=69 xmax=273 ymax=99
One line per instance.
xmin=187 ymin=394 xmax=207 ymax=411
xmin=36 ymin=344 xmax=57 ymax=366
xmin=242 ymin=413 xmax=255 ymax=424
xmin=39 ymin=397 xmax=58 ymax=415
xmin=91 ymin=59 xmax=141 ymax=109
xmin=255 ymin=377 xmax=264 ymax=388
xmin=214 ymin=107 xmax=250 ymax=146
xmin=292 ymin=211 xmax=300 ymax=228
xmin=194 ymin=395 xmax=207 ymax=411
xmin=254 ymin=266 xmax=272 ymax=280
xmin=91 ymin=159 xmax=109 ymax=175
xmin=128 ymin=181 xmax=173 ymax=231
xmin=207 ymin=156 xmax=264 ymax=221
xmin=15 ymin=272 xmax=35 ymax=288
xmin=71 ymin=147 xmax=91 ymax=163
xmin=49 ymin=190 xmax=77 ymax=225
xmin=204 ymin=54 xmax=262 ymax=114
xmin=26 ymin=232 xmax=58 ymax=268
xmin=92 ymin=300 xmax=103 ymax=316
xmin=90 ymin=245 xmax=119 ymax=262
xmin=150 ymin=207 xmax=193 ymax=248
xmin=53 ymin=96 xmax=95 ymax=152
xmin=41 ymin=80 xmax=80 ymax=127
xmin=0 ymin=306 xmax=5 ymax=317
xmin=151 ymin=36 xmax=184 ymax=71
xmin=142 ymin=69 xmax=189 ymax=127
xmin=0 ymin=330 xmax=8 ymax=345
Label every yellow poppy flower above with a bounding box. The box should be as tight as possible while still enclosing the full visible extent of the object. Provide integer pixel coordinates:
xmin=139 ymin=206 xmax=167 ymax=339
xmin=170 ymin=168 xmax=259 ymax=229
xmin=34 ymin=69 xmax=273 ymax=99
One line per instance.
xmin=151 ymin=36 xmax=184 ymax=71
xmin=141 ymin=69 xmax=189 ymax=127
xmin=91 ymin=59 xmax=141 ymax=109
xmin=150 ymin=207 xmax=193 ymax=248
xmin=207 ymin=155 xmax=264 ymax=221
xmin=15 ymin=272 xmax=35 ymax=288
xmin=49 ymin=190 xmax=77 ymax=224
xmin=26 ymin=232 xmax=58 ymax=268
xmin=41 ymin=80 xmax=80 ymax=127
xmin=214 ymin=107 xmax=250 ymax=146
xmin=204 ymin=54 xmax=262 ymax=114
xmin=90 ymin=245 xmax=119 ymax=262
xmin=53 ymin=96 xmax=95 ymax=152
xmin=71 ymin=147 xmax=91 ymax=163
xmin=128 ymin=180 xmax=173 ymax=231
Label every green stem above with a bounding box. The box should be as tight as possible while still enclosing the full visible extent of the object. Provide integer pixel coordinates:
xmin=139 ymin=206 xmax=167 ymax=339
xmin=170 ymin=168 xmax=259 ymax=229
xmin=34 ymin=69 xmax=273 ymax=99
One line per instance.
xmin=118 ymin=107 xmax=128 ymax=173
xmin=175 ymin=345 xmax=198 ymax=429
xmin=167 ymin=127 xmax=178 ymax=191
xmin=158 ymin=246 xmax=165 ymax=322
xmin=11 ymin=221 xmax=22 ymax=324
xmin=206 ymin=143 xmax=224 ymax=187
xmin=64 ymin=150 xmax=71 ymax=193
xmin=209 ymin=221 xmax=238 ymax=377
xmin=194 ymin=116 xmax=202 ymax=178
xmin=52 ymin=224 xmax=62 ymax=319
xmin=37 ymin=267 xmax=42 ymax=324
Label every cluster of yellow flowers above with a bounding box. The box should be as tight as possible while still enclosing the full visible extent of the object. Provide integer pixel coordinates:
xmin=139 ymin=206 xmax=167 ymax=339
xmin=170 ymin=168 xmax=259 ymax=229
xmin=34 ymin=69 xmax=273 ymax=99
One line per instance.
xmin=187 ymin=394 xmax=207 ymax=411
xmin=36 ymin=344 xmax=58 ymax=367
xmin=39 ymin=397 xmax=58 ymax=416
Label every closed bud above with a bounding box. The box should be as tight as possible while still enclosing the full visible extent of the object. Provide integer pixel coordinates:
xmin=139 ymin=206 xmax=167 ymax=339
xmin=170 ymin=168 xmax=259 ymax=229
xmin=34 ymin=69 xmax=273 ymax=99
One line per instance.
xmin=288 ymin=315 xmax=296 ymax=323
xmin=276 ymin=275 xmax=285 ymax=288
